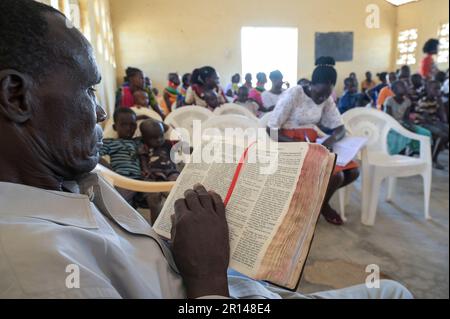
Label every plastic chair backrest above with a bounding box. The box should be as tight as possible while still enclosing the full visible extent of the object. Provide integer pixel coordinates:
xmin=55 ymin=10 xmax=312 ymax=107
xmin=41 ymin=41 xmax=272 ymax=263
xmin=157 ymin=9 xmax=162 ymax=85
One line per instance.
xmin=213 ymin=103 xmax=258 ymax=119
xmin=202 ymin=114 xmax=261 ymax=140
xmin=342 ymin=108 xmax=404 ymax=155
xmin=164 ymin=106 xmax=214 ymax=144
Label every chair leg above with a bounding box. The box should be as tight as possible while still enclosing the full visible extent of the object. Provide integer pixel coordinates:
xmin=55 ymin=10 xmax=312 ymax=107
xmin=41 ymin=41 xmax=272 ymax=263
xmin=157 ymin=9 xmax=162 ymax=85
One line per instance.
xmin=386 ymin=177 xmax=397 ymax=203
xmin=345 ymin=184 xmax=352 ymax=206
xmin=338 ymin=188 xmax=347 ymax=222
xmin=362 ymin=171 xmax=383 ymax=226
xmin=361 ymin=163 xmax=372 ymax=223
xmin=422 ymin=170 xmax=432 ymax=220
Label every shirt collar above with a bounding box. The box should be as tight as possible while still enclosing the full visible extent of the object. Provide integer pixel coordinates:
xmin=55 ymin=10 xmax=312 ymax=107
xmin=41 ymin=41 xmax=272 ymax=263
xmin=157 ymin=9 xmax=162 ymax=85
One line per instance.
xmin=0 ymin=178 xmax=98 ymax=229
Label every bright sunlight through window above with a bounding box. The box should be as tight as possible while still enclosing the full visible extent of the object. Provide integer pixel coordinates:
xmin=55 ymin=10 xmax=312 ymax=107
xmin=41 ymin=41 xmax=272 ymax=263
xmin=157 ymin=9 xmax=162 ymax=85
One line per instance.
xmin=241 ymin=27 xmax=298 ymax=87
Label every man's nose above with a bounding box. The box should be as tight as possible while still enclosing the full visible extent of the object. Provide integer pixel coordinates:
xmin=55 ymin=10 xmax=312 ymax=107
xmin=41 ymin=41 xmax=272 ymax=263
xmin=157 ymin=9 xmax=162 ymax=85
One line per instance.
xmin=96 ymin=104 xmax=107 ymax=123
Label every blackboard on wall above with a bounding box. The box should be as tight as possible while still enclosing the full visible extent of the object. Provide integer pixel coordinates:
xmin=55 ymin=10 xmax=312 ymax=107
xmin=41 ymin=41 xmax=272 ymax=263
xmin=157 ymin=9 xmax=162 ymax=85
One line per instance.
xmin=315 ymin=32 xmax=354 ymax=62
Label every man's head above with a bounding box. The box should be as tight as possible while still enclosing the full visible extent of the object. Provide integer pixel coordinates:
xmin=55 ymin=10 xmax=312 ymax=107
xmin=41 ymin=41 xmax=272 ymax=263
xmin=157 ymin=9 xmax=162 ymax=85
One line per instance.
xmin=391 ymin=80 xmax=407 ymax=97
xmin=411 ymin=73 xmax=424 ymax=89
xmin=133 ymin=90 xmax=150 ymax=107
xmin=399 ymin=65 xmax=411 ymax=80
xmin=113 ymin=108 xmax=137 ymax=140
xmin=140 ymin=119 xmax=166 ymax=149
xmin=344 ymin=77 xmax=357 ymax=94
xmin=256 ymin=72 xmax=267 ymax=85
xmin=245 ymin=73 xmax=252 ymax=84
xmin=231 ymin=73 xmax=241 ymax=84
xmin=237 ymin=86 xmax=249 ymax=102
xmin=425 ymin=80 xmax=442 ymax=99
xmin=435 ymin=71 xmax=447 ymax=84
xmin=365 ymin=71 xmax=372 ymax=81
xmin=0 ymin=0 xmax=106 ymax=185
xmin=269 ymin=70 xmax=284 ymax=90
xmin=377 ymin=72 xmax=388 ymax=84
xmin=388 ymin=72 xmax=398 ymax=85
xmin=182 ymin=73 xmax=191 ymax=87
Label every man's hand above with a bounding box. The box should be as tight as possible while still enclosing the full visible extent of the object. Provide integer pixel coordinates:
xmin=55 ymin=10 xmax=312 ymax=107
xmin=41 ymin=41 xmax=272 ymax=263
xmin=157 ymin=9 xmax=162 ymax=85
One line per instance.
xmin=171 ymin=184 xmax=230 ymax=299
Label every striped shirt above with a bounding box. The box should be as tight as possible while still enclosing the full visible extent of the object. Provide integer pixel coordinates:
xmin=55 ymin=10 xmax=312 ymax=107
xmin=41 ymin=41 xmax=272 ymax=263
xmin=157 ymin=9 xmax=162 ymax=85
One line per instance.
xmin=415 ymin=97 xmax=441 ymax=124
xmin=100 ymin=139 xmax=142 ymax=180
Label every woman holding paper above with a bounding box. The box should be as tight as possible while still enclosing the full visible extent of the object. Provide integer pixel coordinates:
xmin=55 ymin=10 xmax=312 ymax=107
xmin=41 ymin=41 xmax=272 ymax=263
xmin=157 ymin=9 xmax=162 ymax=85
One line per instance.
xmin=268 ymin=57 xmax=360 ymax=226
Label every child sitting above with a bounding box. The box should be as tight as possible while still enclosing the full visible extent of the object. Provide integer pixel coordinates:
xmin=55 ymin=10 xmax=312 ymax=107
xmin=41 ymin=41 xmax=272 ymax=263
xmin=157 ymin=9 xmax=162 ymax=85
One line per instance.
xmin=162 ymin=73 xmax=181 ymax=114
xmin=99 ymin=108 xmax=156 ymax=221
xmin=139 ymin=119 xmax=180 ymax=224
xmin=413 ymin=80 xmax=449 ymax=169
xmin=234 ymin=86 xmax=260 ymax=117
xmin=203 ymin=89 xmax=223 ymax=111
xmin=338 ymin=77 xmax=368 ymax=114
xmin=384 ymin=81 xmax=415 ymax=155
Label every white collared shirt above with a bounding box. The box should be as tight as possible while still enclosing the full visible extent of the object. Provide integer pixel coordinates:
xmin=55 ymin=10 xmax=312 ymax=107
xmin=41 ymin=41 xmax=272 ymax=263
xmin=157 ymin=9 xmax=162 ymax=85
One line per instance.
xmin=0 ymin=174 xmax=281 ymax=299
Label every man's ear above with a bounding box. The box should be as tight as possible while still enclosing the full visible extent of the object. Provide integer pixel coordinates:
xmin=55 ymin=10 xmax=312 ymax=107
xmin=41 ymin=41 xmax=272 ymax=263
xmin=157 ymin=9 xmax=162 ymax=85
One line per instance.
xmin=0 ymin=70 xmax=33 ymax=123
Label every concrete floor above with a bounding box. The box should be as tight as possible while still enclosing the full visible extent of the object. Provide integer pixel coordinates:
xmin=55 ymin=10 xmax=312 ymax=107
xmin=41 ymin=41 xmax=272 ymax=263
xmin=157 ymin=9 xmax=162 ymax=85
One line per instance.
xmin=298 ymin=151 xmax=449 ymax=299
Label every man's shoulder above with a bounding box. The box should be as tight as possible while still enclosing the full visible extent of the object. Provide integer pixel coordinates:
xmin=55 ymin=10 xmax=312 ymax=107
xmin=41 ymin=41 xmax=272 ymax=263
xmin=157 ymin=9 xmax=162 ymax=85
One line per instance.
xmin=0 ymin=216 xmax=120 ymax=299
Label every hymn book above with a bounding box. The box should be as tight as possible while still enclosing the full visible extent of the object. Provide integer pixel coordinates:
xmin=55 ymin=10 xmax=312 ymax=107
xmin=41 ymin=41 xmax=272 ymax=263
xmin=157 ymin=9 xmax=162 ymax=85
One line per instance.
xmin=153 ymin=140 xmax=336 ymax=290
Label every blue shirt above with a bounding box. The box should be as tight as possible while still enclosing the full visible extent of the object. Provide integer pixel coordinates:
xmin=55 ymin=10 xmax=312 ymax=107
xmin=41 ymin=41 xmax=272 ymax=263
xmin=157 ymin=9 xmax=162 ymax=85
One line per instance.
xmin=338 ymin=91 xmax=364 ymax=114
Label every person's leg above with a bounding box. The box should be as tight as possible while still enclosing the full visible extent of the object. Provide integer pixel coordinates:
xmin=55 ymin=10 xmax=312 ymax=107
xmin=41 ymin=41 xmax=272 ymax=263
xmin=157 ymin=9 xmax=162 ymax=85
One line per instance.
xmin=264 ymin=280 xmax=413 ymax=299
xmin=306 ymin=280 xmax=414 ymax=299
xmin=321 ymin=172 xmax=345 ymax=225
xmin=433 ymin=123 xmax=449 ymax=165
xmin=115 ymin=187 xmax=137 ymax=207
xmin=421 ymin=123 xmax=449 ymax=168
xmin=144 ymin=192 xmax=164 ymax=225
xmin=341 ymin=167 xmax=360 ymax=188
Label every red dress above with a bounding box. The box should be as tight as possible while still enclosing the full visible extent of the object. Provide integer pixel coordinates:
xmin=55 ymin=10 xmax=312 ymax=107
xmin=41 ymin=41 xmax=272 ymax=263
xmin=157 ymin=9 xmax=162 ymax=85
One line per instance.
xmin=281 ymin=128 xmax=359 ymax=174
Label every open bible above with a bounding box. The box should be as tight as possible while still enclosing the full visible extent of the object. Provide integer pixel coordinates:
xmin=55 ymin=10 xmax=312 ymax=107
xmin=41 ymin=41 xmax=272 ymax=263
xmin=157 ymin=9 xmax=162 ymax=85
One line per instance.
xmin=153 ymin=140 xmax=336 ymax=290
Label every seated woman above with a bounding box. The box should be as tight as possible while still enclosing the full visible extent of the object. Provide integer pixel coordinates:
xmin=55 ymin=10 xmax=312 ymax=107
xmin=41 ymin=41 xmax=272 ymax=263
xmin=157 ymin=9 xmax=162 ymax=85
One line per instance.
xmin=268 ymin=57 xmax=360 ymax=226
xmin=115 ymin=67 xmax=164 ymax=119
xmin=261 ymin=70 xmax=285 ymax=113
xmin=184 ymin=66 xmax=227 ymax=107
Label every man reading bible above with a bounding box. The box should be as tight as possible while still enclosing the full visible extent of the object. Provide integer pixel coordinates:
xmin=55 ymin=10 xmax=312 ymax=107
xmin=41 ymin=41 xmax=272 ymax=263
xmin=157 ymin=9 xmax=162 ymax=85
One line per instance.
xmin=0 ymin=0 xmax=412 ymax=299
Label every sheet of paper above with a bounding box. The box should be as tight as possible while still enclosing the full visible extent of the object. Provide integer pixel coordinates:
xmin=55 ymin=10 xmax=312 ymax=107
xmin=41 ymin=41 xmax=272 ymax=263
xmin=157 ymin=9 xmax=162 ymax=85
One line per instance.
xmin=317 ymin=136 xmax=367 ymax=166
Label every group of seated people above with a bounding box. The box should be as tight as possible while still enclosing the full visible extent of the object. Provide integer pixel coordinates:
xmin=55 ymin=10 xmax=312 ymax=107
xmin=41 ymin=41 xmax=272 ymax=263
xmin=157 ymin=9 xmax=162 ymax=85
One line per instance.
xmin=335 ymin=66 xmax=449 ymax=169
xmin=108 ymin=58 xmax=449 ymax=227
xmin=115 ymin=66 xmax=290 ymax=118
xmin=0 ymin=0 xmax=427 ymax=300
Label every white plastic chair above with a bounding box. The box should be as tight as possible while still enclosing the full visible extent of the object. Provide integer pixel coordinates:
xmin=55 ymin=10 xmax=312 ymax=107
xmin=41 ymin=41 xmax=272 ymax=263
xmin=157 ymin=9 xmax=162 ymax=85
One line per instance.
xmin=164 ymin=106 xmax=214 ymax=145
xmin=202 ymin=114 xmax=261 ymax=140
xmin=94 ymin=164 xmax=175 ymax=193
xmin=342 ymin=108 xmax=432 ymax=226
xmin=213 ymin=103 xmax=258 ymax=120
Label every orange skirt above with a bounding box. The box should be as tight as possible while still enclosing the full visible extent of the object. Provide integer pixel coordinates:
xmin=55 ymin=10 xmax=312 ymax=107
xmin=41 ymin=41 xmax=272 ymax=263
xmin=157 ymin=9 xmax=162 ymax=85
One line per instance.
xmin=281 ymin=128 xmax=360 ymax=175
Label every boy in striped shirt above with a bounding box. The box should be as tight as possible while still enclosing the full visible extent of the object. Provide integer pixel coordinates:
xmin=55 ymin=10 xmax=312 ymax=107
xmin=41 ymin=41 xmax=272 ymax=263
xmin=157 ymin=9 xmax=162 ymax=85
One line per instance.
xmin=100 ymin=108 xmax=157 ymax=222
